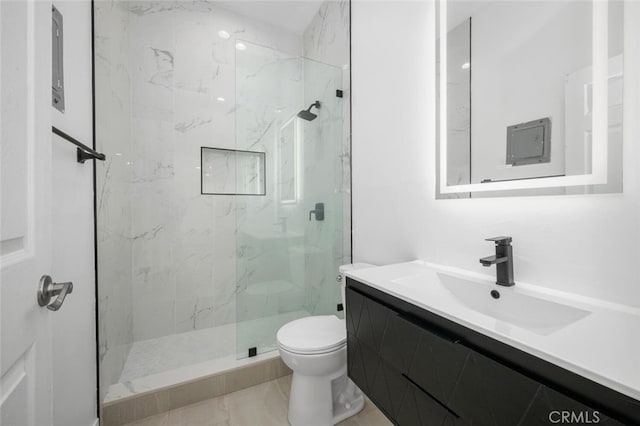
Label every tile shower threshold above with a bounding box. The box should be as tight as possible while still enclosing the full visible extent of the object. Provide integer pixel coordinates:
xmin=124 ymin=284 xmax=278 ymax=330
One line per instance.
xmin=105 ymin=349 xmax=281 ymax=403
xmin=102 ymin=354 xmax=292 ymax=426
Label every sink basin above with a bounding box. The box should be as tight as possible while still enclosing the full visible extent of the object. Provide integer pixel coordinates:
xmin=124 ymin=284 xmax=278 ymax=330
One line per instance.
xmin=393 ymin=273 xmax=591 ymax=335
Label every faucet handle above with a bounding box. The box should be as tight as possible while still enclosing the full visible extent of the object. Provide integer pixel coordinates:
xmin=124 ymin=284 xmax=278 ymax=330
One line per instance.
xmin=485 ymin=236 xmax=512 ymax=245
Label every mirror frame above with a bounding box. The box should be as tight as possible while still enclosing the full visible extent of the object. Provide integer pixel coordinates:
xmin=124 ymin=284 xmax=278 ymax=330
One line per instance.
xmin=437 ymin=0 xmax=610 ymax=194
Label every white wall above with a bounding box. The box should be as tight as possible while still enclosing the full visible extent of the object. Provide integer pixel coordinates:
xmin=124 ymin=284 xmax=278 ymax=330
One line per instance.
xmin=51 ymin=1 xmax=98 ymax=425
xmin=352 ymin=0 xmax=640 ymax=308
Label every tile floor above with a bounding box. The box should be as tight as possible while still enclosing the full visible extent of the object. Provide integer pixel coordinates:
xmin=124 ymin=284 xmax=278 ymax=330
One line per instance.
xmin=122 ymin=375 xmax=391 ymax=426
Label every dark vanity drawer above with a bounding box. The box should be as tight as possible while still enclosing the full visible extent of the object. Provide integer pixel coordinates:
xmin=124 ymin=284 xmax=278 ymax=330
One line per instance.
xmin=447 ymin=349 xmax=541 ymax=425
xmin=517 ymin=384 xmax=626 ymax=426
xmin=346 ymin=285 xmax=393 ymax=353
xmin=348 ymin=337 xmax=461 ymax=426
xmin=348 ymin=338 xmax=405 ymax=420
xmin=346 ymin=286 xmax=465 ymax=420
xmin=374 ymin=303 xmax=546 ymax=426
xmin=346 ymin=280 xmax=635 ymax=425
xmin=346 ymin=286 xmax=469 ymax=406
xmin=396 ymin=314 xmax=469 ymax=406
xmin=397 ymin=374 xmax=461 ymax=426
xmin=445 ymin=349 xmax=621 ymax=425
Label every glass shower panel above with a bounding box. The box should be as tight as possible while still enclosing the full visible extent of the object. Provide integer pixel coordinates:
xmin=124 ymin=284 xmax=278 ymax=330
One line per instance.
xmin=235 ymin=42 xmax=346 ymax=358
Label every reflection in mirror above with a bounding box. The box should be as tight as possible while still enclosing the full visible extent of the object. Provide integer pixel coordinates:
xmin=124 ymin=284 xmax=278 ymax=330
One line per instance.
xmin=440 ymin=17 xmax=471 ymax=189
xmin=437 ymin=0 xmax=624 ymax=198
xmin=278 ymin=117 xmax=300 ymax=204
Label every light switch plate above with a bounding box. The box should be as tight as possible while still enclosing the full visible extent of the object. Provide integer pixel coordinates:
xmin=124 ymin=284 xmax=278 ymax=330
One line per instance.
xmin=52 ymin=5 xmax=65 ymax=112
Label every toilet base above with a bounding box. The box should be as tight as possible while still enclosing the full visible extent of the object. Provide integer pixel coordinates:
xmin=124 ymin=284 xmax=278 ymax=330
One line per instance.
xmin=288 ymin=370 xmax=364 ymax=426
xmin=331 ymin=377 xmax=365 ymax=424
xmin=277 ymin=319 xmax=365 ymax=426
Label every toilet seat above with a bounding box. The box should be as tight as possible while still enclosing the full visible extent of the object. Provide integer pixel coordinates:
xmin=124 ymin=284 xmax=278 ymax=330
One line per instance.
xmin=277 ymin=315 xmax=346 ymax=355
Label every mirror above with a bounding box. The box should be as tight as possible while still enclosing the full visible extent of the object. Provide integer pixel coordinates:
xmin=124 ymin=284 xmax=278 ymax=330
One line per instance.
xmin=436 ymin=0 xmax=624 ymax=198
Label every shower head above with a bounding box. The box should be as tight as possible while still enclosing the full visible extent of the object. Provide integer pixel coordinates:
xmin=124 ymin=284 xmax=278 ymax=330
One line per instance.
xmin=297 ymin=101 xmax=321 ymax=121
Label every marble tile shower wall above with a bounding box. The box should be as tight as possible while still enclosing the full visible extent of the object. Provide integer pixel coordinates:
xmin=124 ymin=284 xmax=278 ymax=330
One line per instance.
xmin=126 ymin=2 xmax=302 ymax=342
xmin=94 ymin=0 xmax=135 ymax=400
xmin=234 ymin=0 xmax=351 ymax=328
xmin=234 ymin=43 xmax=304 ymax=318
xmin=302 ymin=0 xmax=352 ymax=315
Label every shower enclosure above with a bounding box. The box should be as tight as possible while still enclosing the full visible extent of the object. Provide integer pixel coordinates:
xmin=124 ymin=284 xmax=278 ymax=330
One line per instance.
xmin=235 ymin=43 xmax=347 ymax=357
xmin=94 ymin=0 xmax=351 ymax=407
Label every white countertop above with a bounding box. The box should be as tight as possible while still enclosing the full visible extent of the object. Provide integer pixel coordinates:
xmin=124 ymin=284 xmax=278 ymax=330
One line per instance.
xmin=346 ymin=261 xmax=640 ymax=401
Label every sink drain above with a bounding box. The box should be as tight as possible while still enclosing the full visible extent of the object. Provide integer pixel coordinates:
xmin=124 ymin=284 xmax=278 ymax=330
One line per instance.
xmin=490 ymin=290 xmax=501 ymax=299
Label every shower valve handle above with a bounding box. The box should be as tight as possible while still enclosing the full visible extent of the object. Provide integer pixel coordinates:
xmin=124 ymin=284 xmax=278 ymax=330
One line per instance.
xmin=309 ymin=203 xmax=325 ymax=221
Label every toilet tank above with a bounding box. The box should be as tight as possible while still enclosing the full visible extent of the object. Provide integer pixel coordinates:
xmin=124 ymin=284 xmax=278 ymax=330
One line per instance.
xmin=338 ymin=263 xmax=374 ymax=316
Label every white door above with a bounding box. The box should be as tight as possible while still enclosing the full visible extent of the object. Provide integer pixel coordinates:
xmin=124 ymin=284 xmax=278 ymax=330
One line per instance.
xmin=1 ymin=1 xmax=54 ymax=425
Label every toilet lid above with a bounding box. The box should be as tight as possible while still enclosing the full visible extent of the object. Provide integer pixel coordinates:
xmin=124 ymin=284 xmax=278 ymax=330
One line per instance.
xmin=277 ymin=316 xmax=346 ymax=355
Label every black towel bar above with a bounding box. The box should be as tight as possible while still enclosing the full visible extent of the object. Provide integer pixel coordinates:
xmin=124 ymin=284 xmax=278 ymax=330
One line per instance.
xmin=52 ymin=126 xmax=106 ymax=163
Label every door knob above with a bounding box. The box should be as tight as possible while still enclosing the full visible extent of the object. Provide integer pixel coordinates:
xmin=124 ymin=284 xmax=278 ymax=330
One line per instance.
xmin=37 ymin=275 xmax=73 ymax=311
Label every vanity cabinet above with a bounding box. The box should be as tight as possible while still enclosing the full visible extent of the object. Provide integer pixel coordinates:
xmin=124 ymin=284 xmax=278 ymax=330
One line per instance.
xmin=346 ymin=279 xmax=636 ymax=425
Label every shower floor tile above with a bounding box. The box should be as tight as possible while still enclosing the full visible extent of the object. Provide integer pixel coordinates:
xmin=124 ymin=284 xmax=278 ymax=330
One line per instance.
xmin=120 ymin=325 xmax=236 ymax=383
xmin=122 ymin=375 xmax=392 ymax=426
xmin=106 ymin=310 xmax=309 ymax=403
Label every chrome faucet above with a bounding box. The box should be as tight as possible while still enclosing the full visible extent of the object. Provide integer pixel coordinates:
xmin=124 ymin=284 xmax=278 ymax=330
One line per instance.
xmin=479 ymin=236 xmax=515 ymax=287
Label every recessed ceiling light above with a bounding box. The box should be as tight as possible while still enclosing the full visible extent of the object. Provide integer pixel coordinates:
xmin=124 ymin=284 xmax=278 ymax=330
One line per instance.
xmin=235 ymin=42 xmax=247 ymax=51
xmin=217 ymin=97 xmax=225 ymax=102
xmin=115 ymin=152 xmax=122 ymax=156
xmin=461 ymin=62 xmax=471 ymax=70
xmin=218 ymin=30 xmax=230 ymax=40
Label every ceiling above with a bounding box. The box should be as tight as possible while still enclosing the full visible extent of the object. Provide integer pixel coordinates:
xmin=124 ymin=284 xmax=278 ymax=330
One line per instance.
xmin=216 ymin=1 xmax=325 ymax=35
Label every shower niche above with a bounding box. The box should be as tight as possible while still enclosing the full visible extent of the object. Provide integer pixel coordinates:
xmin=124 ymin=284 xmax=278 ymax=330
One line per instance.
xmin=200 ymin=147 xmax=266 ymax=196
xmin=94 ymin=0 xmax=351 ymax=409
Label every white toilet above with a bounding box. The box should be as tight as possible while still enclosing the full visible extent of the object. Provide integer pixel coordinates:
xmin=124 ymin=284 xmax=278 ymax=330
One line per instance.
xmin=276 ymin=263 xmax=373 ymax=426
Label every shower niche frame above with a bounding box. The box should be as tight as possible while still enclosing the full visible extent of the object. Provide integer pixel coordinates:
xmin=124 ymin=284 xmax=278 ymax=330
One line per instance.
xmin=200 ymin=146 xmax=267 ymax=196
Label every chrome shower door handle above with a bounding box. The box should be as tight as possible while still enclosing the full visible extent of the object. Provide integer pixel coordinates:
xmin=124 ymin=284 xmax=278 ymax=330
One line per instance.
xmin=37 ymin=275 xmax=73 ymax=311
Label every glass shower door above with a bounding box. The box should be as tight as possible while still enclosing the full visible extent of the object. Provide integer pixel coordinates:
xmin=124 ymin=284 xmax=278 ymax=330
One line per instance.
xmin=235 ymin=42 xmax=347 ymax=358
